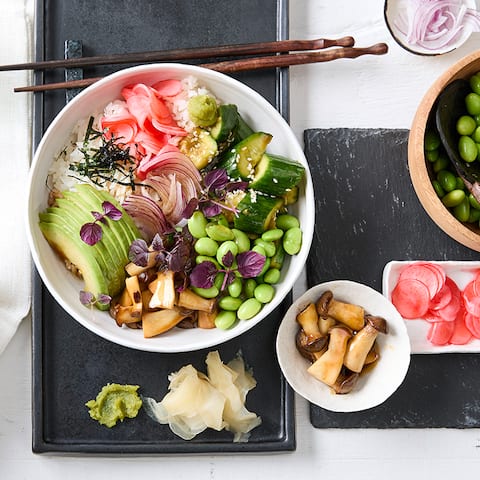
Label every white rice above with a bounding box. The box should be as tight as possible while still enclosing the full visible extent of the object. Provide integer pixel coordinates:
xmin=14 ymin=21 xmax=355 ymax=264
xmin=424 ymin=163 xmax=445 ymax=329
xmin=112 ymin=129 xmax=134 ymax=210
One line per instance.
xmin=47 ymin=75 xmax=217 ymax=202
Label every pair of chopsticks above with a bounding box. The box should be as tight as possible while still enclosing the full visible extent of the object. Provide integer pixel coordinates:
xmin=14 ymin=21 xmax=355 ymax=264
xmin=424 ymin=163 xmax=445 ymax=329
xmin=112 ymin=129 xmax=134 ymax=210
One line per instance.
xmin=8 ymin=37 xmax=389 ymax=93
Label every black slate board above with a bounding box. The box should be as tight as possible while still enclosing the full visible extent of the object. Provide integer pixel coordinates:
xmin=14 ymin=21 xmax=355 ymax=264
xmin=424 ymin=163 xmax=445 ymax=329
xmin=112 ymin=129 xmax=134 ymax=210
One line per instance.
xmin=32 ymin=0 xmax=295 ymax=454
xmin=304 ymin=128 xmax=480 ymax=428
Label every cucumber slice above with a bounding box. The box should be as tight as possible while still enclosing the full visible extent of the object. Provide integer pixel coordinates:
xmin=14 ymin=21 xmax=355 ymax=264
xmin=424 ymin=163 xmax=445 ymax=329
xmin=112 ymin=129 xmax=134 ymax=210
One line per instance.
xmin=179 ymin=128 xmax=218 ymax=170
xmin=249 ymin=153 xmax=305 ymax=196
xmin=211 ymin=104 xmax=239 ymax=143
xmin=234 ymin=191 xmax=284 ymax=234
xmin=234 ymin=114 xmax=254 ymax=143
xmin=218 ymin=132 xmax=272 ymax=181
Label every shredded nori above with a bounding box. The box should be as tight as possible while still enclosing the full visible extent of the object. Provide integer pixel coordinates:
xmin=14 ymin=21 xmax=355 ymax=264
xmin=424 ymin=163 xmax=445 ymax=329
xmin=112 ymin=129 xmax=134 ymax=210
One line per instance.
xmin=68 ymin=116 xmax=138 ymax=189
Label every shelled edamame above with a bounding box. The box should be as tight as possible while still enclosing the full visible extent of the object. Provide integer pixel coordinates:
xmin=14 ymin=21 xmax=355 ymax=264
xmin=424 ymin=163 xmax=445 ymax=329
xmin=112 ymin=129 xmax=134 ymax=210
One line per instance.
xmin=187 ymin=210 xmax=303 ymax=329
xmin=425 ymin=128 xmax=480 ymax=224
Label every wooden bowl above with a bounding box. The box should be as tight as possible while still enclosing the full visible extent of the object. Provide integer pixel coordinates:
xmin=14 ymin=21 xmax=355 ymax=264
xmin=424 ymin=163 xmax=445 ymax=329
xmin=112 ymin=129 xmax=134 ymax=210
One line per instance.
xmin=409 ymin=50 xmax=480 ymax=252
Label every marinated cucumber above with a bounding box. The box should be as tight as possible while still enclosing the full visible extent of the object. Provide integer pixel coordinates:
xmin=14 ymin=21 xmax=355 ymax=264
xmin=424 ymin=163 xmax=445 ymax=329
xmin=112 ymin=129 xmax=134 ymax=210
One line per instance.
xmin=234 ymin=191 xmax=284 ymax=234
xmin=282 ymin=186 xmax=299 ymax=205
xmin=210 ymin=104 xmax=239 ymax=144
xmin=179 ymin=127 xmax=218 ymax=169
xmin=249 ymin=153 xmax=305 ymax=196
xmin=218 ymin=132 xmax=272 ymax=180
xmin=234 ymin=114 xmax=254 ymax=142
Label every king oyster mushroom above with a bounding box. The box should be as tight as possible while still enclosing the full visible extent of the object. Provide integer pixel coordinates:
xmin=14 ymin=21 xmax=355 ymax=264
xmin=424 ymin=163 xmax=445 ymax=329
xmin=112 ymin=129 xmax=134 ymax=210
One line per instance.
xmin=316 ymin=290 xmax=365 ymax=331
xmin=343 ymin=315 xmax=388 ymax=373
xmin=307 ymin=325 xmax=352 ymax=387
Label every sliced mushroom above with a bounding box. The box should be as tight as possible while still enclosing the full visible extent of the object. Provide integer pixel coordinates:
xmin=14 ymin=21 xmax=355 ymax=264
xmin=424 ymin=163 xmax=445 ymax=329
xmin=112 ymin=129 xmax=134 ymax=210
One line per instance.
xmin=296 ymin=302 xmax=322 ymax=343
xmin=343 ymin=315 xmax=387 ymax=373
xmin=364 ymin=342 xmax=380 ymax=366
xmin=307 ymin=326 xmax=352 ymax=386
xmin=295 ymin=328 xmax=328 ymax=362
xmin=177 ymin=288 xmax=216 ymax=313
xmin=318 ymin=315 xmax=337 ymax=336
xmin=149 ymin=270 xmax=176 ymax=309
xmin=316 ymin=290 xmax=365 ymax=331
xmin=331 ymin=369 xmax=360 ymax=394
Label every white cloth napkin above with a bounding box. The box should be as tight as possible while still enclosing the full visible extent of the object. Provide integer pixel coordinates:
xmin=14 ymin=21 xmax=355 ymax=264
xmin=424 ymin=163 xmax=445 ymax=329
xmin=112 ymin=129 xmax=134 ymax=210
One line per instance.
xmin=0 ymin=0 xmax=33 ymax=355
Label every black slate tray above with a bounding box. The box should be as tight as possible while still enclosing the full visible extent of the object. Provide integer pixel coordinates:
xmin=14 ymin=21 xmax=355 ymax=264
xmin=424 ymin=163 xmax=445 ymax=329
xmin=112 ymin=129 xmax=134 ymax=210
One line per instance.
xmin=32 ymin=0 xmax=295 ymax=454
xmin=305 ymin=128 xmax=480 ymax=428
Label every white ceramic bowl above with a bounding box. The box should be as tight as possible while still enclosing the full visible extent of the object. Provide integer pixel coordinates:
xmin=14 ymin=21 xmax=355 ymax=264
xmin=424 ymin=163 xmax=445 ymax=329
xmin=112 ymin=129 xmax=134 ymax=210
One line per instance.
xmin=26 ymin=63 xmax=314 ymax=353
xmin=384 ymin=0 xmax=476 ymax=56
xmin=276 ymin=280 xmax=411 ymax=412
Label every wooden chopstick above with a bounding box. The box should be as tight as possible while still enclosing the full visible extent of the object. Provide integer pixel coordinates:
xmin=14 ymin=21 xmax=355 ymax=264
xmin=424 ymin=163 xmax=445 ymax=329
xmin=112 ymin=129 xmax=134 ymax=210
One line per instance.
xmin=14 ymin=43 xmax=389 ymax=93
xmin=1 ymin=37 xmax=355 ymax=72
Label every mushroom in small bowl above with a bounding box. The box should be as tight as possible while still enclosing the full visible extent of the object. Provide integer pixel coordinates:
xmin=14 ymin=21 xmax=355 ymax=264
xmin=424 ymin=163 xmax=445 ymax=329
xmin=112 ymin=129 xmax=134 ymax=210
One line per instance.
xmin=276 ymin=280 xmax=411 ymax=412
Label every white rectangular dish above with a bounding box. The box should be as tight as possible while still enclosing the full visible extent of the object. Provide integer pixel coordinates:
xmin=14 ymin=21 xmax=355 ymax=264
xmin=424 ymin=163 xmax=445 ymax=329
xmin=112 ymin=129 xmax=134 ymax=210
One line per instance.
xmin=382 ymin=260 xmax=480 ymax=354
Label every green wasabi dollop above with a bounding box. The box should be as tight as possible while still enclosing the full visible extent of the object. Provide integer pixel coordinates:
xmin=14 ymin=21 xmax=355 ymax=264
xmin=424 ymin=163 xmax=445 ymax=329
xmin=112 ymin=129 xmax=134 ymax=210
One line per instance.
xmin=85 ymin=383 xmax=142 ymax=428
xmin=188 ymin=94 xmax=218 ymax=127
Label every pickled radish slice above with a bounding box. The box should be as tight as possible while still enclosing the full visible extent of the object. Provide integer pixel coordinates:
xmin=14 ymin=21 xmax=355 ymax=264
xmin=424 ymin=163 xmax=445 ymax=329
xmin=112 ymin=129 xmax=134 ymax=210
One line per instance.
xmin=464 ymin=312 xmax=480 ymax=339
xmin=391 ymin=277 xmax=430 ymax=318
xmin=450 ymin=310 xmax=473 ymax=345
xmin=398 ymin=262 xmax=445 ymax=300
xmin=427 ymin=320 xmax=455 ymax=346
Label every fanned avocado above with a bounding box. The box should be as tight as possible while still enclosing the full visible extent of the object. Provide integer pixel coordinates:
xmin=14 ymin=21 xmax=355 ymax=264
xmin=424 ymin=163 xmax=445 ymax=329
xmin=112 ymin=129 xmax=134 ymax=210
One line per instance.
xmin=38 ymin=184 xmax=141 ymax=309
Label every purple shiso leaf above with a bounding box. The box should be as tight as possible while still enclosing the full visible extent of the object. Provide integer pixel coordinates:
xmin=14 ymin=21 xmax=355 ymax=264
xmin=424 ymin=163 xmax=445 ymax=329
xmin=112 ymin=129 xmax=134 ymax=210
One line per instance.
xmin=221 ymin=270 xmax=236 ymax=291
xmin=97 ymin=294 xmax=112 ymax=306
xmin=189 ymin=261 xmax=218 ymax=289
xmin=128 ymin=238 xmax=150 ymax=266
xmin=91 ymin=210 xmax=104 ymax=221
xmin=226 ymin=180 xmax=248 ymax=193
xmin=222 ymin=250 xmax=235 ymax=268
xmin=80 ymin=222 xmax=103 ymax=246
xmin=181 ymin=198 xmax=199 ymax=220
xmin=151 ymin=233 xmax=165 ymax=252
xmin=237 ymin=251 xmax=266 ymax=278
xmin=79 ymin=290 xmax=95 ymax=306
xmin=202 ymin=201 xmax=222 ymax=218
xmin=168 ymin=241 xmax=191 ymax=273
xmin=204 ymin=168 xmax=229 ymax=191
xmin=102 ymin=201 xmax=122 ymax=221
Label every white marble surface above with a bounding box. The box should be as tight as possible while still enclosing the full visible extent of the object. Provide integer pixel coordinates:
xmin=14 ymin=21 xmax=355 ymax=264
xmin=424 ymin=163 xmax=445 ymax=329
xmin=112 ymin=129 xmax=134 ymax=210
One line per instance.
xmin=3 ymin=0 xmax=480 ymax=478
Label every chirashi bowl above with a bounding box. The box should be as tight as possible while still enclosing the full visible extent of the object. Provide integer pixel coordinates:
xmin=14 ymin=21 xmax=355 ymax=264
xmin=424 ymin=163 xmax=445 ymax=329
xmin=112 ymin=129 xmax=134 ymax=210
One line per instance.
xmin=26 ymin=63 xmax=314 ymax=353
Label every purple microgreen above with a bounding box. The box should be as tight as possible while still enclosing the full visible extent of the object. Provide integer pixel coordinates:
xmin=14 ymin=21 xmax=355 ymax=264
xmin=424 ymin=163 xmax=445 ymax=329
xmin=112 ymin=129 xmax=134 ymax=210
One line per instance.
xmin=226 ymin=180 xmax=248 ymax=192
xmin=80 ymin=222 xmax=103 ymax=246
xmin=128 ymin=239 xmax=150 ymax=266
xmin=202 ymin=201 xmax=222 ymax=218
xmin=237 ymin=251 xmax=266 ymax=278
xmin=80 ymin=201 xmax=122 ymax=246
xmin=222 ymin=250 xmax=235 ymax=268
xmin=168 ymin=240 xmax=191 ymax=273
xmin=79 ymin=290 xmax=95 ymax=306
xmin=204 ymin=168 xmax=229 ymax=191
xmin=181 ymin=198 xmax=199 ymax=220
xmin=189 ymin=261 xmax=218 ymax=289
xmin=221 ymin=270 xmax=236 ymax=291
xmin=151 ymin=233 xmax=165 ymax=252
xmin=102 ymin=201 xmax=122 ymax=221
xmin=97 ymin=293 xmax=112 ymax=306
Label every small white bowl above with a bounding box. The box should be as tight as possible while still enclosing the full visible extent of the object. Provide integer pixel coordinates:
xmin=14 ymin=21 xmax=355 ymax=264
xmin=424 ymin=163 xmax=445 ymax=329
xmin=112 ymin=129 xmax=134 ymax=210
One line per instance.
xmin=26 ymin=63 xmax=314 ymax=353
xmin=384 ymin=0 xmax=477 ymax=56
xmin=276 ymin=280 xmax=411 ymax=412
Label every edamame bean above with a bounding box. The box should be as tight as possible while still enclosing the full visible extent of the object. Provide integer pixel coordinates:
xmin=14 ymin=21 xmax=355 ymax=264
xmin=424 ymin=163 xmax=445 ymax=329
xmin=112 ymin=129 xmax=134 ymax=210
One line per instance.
xmin=454 ymin=197 xmax=470 ymax=222
xmin=218 ymin=295 xmax=243 ymax=311
xmin=470 ymin=73 xmax=480 ymax=95
xmin=263 ymin=268 xmax=281 ymax=284
xmin=206 ymin=223 xmax=234 ymax=241
xmin=466 ymin=92 xmax=480 ymax=115
xmin=254 ymin=238 xmax=276 ymax=257
xmin=276 ymin=214 xmax=300 ymax=231
xmin=215 ymin=214 xmax=229 ymax=227
xmin=425 ymin=149 xmax=439 ymax=162
xmin=231 ymin=228 xmax=251 ymax=253
xmin=257 ymin=257 xmax=271 ymax=278
xmin=283 ymin=227 xmax=302 ymax=255
xmin=187 ymin=211 xmax=208 ymax=238
xmin=243 ymin=279 xmax=257 ymax=298
xmin=437 ymin=170 xmax=457 ymax=192
xmin=214 ymin=272 xmax=226 ymax=290
xmin=432 ymin=154 xmax=450 ymax=172
xmin=237 ymin=298 xmax=262 ymax=320
xmin=215 ymin=310 xmax=237 ymax=330
xmin=458 ymin=135 xmax=478 ymax=162
xmin=432 ymin=180 xmax=445 ymax=198
xmin=261 ymin=228 xmax=284 ymax=242
xmin=455 ymin=176 xmax=466 ymax=190
xmin=468 ymin=208 xmax=480 ymax=223
xmin=424 ymin=130 xmax=441 ymax=151
xmin=254 ymin=284 xmax=275 ymax=304
xmin=192 ymin=285 xmax=220 ymax=299
xmin=469 ymin=193 xmax=480 ymax=210
xmin=194 ymin=237 xmax=219 ymax=256
xmin=195 ymin=255 xmax=221 ymax=268
xmin=270 ymin=242 xmax=285 ymax=269
xmin=473 ymin=126 xmax=480 ymax=143
xmin=216 ymin=240 xmax=238 ymax=266
xmin=228 ymin=278 xmax=243 ymax=298
xmin=441 ymin=189 xmax=466 ymax=208
xmin=252 ymin=244 xmax=267 ymax=257
xmin=456 ymin=115 xmax=477 ymax=136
